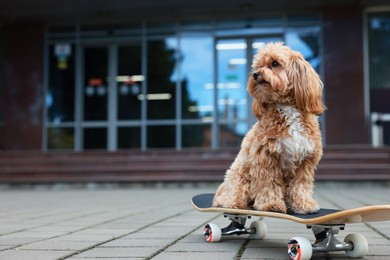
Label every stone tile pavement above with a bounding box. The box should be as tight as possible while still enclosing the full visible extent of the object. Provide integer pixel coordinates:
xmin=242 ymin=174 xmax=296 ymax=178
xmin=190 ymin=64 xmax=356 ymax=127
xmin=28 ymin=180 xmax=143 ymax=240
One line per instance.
xmin=0 ymin=183 xmax=389 ymax=260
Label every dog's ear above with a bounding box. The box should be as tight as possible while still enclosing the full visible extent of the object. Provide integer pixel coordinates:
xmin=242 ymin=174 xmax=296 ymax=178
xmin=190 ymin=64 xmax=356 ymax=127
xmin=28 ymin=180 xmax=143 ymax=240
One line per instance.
xmin=252 ymin=99 xmax=264 ymax=119
xmin=288 ymin=54 xmax=325 ymax=114
xmin=247 ymin=73 xmax=264 ymax=119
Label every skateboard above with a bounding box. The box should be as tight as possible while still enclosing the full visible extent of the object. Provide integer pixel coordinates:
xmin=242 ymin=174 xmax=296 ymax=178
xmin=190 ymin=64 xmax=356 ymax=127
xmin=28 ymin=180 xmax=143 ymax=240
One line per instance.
xmin=191 ymin=193 xmax=390 ymax=260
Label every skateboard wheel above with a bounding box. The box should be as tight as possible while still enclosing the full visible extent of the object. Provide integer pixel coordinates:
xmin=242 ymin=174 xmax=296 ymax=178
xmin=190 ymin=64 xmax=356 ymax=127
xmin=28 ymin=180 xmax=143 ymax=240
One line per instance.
xmin=344 ymin=233 xmax=368 ymax=258
xmin=203 ymin=223 xmax=222 ymax=243
xmin=249 ymin=220 xmax=267 ymax=240
xmin=288 ymin=236 xmax=313 ymax=260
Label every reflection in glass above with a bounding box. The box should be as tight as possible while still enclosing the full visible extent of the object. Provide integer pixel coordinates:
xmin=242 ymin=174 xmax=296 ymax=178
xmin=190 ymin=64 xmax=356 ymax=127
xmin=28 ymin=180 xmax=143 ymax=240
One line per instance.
xmin=147 ymin=125 xmax=175 ymax=148
xmin=117 ymin=45 xmax=142 ymax=120
xmin=0 ymin=28 xmax=3 ymax=123
xmin=84 ymin=47 xmax=108 ymax=121
xmin=182 ymin=124 xmax=211 ymax=148
xmin=286 ymin=27 xmax=321 ymax=72
xmin=368 ymin=13 xmax=390 ymax=89
xmin=44 ymin=16 xmax=324 ymax=151
xmin=47 ymin=127 xmax=74 ymax=150
xmin=117 ymin=127 xmax=141 ymax=149
xmin=83 ymin=128 xmax=107 ymax=149
xmin=47 ymin=44 xmax=75 ymax=123
xmin=180 ymin=34 xmax=213 ymax=120
xmin=147 ymin=39 xmax=177 ymax=119
xmin=216 ymin=39 xmax=247 ymax=126
xmin=367 ymin=12 xmax=390 ymax=145
xmin=252 ymin=37 xmax=283 ymax=56
xmin=219 ymin=122 xmax=246 ymax=148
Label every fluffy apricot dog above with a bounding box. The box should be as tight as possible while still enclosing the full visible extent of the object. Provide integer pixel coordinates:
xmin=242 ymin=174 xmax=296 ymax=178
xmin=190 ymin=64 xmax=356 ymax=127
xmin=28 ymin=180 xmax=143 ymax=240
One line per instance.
xmin=213 ymin=42 xmax=325 ymax=214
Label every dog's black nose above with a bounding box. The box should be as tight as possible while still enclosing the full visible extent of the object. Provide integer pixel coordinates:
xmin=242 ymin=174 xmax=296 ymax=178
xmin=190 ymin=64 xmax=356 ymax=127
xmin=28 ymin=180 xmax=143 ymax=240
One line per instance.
xmin=253 ymin=72 xmax=260 ymax=80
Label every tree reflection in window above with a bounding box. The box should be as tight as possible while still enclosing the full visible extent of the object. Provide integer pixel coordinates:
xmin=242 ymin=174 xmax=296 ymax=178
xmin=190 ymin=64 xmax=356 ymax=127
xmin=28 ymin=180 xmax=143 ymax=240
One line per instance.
xmin=147 ymin=40 xmax=176 ymax=120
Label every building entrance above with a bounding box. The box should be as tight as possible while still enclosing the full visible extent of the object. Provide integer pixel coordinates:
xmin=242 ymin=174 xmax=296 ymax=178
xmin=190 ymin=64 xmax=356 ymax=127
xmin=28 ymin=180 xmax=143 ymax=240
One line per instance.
xmin=45 ymin=18 xmax=323 ymax=151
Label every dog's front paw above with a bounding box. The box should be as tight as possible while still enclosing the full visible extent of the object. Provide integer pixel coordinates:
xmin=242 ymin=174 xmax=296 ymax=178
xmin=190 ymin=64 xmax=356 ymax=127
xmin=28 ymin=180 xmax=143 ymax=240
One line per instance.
xmin=289 ymin=199 xmax=319 ymax=214
xmin=213 ymin=197 xmax=248 ymax=209
xmin=254 ymin=200 xmax=287 ymax=213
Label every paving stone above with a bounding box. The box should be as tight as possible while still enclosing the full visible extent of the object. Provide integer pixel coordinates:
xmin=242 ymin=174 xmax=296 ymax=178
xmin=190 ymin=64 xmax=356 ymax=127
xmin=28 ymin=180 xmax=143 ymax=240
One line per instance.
xmin=241 ymin=247 xmax=288 ymax=259
xmin=0 ymin=237 xmax=41 ymax=246
xmin=0 ymin=249 xmax=74 ymax=260
xmin=74 ymin=246 xmax=161 ymax=258
xmin=165 ymin=241 xmax=242 ymax=252
xmin=101 ymin=238 xmax=170 ymax=247
xmin=152 ymin=251 xmax=237 ymax=260
xmin=69 ymin=257 xmax=144 ymax=260
xmin=19 ymin=240 xmax=95 ymax=251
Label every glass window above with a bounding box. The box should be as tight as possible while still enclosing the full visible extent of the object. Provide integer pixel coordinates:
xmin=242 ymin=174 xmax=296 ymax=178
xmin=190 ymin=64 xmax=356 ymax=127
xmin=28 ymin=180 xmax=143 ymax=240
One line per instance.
xmin=0 ymin=27 xmax=4 ymax=124
xmin=219 ymin=122 xmax=246 ymax=148
xmin=83 ymin=128 xmax=107 ymax=149
xmin=118 ymin=127 xmax=141 ymax=149
xmin=47 ymin=44 xmax=75 ymax=123
xmin=45 ymin=15 xmax=322 ymax=151
xmin=117 ymin=45 xmax=142 ymax=120
xmin=368 ymin=12 xmax=390 ymax=90
xmin=286 ymin=26 xmax=321 ymax=72
xmin=179 ymin=33 xmax=213 ymax=120
xmin=146 ymin=38 xmax=177 ymax=119
xmin=182 ymin=124 xmax=211 ymax=148
xmin=147 ymin=125 xmax=175 ymax=148
xmin=367 ymin=12 xmax=390 ymax=145
xmin=83 ymin=47 xmax=108 ymax=121
xmin=47 ymin=127 xmax=74 ymax=150
xmin=216 ymin=38 xmax=248 ymax=122
xmin=252 ymin=36 xmax=283 ymax=56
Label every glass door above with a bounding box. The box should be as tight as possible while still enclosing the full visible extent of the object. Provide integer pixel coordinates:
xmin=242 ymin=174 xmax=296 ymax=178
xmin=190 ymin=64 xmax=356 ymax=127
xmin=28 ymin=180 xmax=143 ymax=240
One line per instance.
xmin=82 ymin=46 xmax=109 ymax=150
xmin=216 ymin=38 xmax=248 ymax=147
xmin=215 ymin=36 xmax=282 ymax=147
xmin=81 ymin=43 xmax=142 ymax=150
xmin=116 ymin=44 xmax=142 ymax=149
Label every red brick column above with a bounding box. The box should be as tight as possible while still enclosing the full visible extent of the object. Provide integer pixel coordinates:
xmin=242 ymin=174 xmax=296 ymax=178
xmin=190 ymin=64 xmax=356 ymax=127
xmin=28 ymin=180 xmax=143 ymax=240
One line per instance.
xmin=322 ymin=7 xmax=369 ymax=144
xmin=3 ymin=22 xmax=45 ymax=149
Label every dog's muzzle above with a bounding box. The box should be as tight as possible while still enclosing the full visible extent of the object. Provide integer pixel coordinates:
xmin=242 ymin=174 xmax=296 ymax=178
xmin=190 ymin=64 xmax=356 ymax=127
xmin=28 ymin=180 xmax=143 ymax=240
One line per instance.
xmin=253 ymin=72 xmax=267 ymax=85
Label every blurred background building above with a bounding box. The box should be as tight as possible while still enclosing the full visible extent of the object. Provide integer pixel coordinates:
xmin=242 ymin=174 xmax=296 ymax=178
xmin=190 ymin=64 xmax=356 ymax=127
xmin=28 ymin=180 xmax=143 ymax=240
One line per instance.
xmin=0 ymin=1 xmax=389 ymax=183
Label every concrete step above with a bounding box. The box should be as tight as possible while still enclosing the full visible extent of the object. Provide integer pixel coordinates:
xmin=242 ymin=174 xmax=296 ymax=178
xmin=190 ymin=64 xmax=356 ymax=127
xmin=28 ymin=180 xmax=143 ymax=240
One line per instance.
xmin=0 ymin=146 xmax=389 ymax=183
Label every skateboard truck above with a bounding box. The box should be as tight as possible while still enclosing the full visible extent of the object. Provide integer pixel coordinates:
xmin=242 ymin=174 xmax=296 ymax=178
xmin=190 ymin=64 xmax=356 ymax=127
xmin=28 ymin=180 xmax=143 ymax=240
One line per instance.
xmin=203 ymin=214 xmax=267 ymax=243
xmin=309 ymin=224 xmax=353 ymax=252
xmin=203 ymin=214 xmax=254 ymax=243
xmin=221 ymin=214 xmax=255 ymax=236
xmin=288 ymin=224 xmax=368 ymax=259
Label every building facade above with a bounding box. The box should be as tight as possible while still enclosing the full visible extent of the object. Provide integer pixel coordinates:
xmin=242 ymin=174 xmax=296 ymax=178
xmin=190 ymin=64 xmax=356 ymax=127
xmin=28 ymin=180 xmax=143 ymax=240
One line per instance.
xmin=0 ymin=1 xmax=389 ymax=151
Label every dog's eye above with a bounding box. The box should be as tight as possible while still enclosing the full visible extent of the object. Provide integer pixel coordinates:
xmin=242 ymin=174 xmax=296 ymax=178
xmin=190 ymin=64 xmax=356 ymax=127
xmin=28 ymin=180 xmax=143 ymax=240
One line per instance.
xmin=271 ymin=61 xmax=280 ymax=68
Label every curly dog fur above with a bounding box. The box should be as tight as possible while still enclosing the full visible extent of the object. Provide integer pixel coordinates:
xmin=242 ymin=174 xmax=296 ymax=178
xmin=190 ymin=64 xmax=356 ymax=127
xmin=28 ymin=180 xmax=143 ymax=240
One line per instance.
xmin=212 ymin=42 xmax=325 ymax=214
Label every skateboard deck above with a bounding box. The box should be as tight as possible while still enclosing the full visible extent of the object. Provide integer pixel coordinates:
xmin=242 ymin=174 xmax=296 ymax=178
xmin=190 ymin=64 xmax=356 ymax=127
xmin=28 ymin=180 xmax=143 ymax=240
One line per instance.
xmin=192 ymin=193 xmax=390 ymax=225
